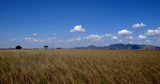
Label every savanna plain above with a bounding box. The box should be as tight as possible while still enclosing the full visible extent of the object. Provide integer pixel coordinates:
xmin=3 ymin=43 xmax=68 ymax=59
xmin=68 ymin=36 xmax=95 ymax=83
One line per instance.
xmin=0 ymin=49 xmax=160 ymax=84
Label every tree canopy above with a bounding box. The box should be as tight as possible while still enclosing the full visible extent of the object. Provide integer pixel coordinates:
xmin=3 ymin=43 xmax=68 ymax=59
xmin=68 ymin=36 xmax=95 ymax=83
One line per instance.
xmin=44 ymin=45 xmax=48 ymax=49
xmin=15 ymin=45 xmax=22 ymax=49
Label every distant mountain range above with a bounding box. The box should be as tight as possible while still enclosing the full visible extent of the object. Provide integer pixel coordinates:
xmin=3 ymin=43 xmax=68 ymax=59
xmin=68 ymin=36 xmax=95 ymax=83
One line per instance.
xmin=74 ymin=44 xmax=160 ymax=50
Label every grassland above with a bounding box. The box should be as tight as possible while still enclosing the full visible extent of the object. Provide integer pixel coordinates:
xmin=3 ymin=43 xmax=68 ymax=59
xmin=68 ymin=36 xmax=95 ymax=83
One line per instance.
xmin=0 ymin=49 xmax=160 ymax=84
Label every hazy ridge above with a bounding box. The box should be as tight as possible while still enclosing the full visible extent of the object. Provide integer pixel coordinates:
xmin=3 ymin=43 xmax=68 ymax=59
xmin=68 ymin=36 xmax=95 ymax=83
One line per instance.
xmin=74 ymin=44 xmax=160 ymax=50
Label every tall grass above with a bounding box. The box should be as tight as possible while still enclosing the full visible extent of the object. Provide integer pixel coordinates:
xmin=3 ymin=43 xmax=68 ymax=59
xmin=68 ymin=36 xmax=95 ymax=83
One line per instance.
xmin=0 ymin=49 xmax=160 ymax=84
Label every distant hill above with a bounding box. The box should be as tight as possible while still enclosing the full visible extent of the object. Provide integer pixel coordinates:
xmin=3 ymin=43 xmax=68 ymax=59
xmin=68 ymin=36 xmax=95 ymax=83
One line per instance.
xmin=74 ymin=44 xmax=160 ymax=50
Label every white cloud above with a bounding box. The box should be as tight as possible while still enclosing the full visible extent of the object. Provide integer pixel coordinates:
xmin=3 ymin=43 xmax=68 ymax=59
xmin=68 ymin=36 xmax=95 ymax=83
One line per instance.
xmin=41 ymin=38 xmax=55 ymax=42
xmin=39 ymin=39 xmax=51 ymax=42
xmin=101 ymin=34 xmax=118 ymax=40
xmin=88 ymin=42 xmax=97 ymax=46
xmin=54 ymin=37 xmax=57 ymax=39
xmin=24 ymin=37 xmax=55 ymax=42
xmin=111 ymin=36 xmax=118 ymax=39
xmin=39 ymin=40 xmax=46 ymax=42
xmin=9 ymin=39 xmax=16 ymax=41
xmin=102 ymin=39 xmax=108 ymax=42
xmin=101 ymin=34 xmax=113 ymax=38
xmin=70 ymin=25 xmax=86 ymax=32
xmin=129 ymin=41 xmax=133 ymax=44
xmin=67 ymin=36 xmax=81 ymax=42
xmin=132 ymin=23 xmax=146 ymax=28
xmin=24 ymin=37 xmax=31 ymax=40
xmin=137 ymin=35 xmax=147 ymax=40
xmin=53 ymin=33 xmax=56 ymax=36
xmin=126 ymin=36 xmax=135 ymax=40
xmin=118 ymin=29 xmax=132 ymax=36
xmin=32 ymin=33 xmax=38 ymax=35
xmin=145 ymin=27 xmax=160 ymax=36
xmin=145 ymin=40 xmax=152 ymax=44
xmin=83 ymin=35 xmax=101 ymax=41
xmin=33 ymin=39 xmax=38 ymax=42
xmin=118 ymin=40 xmax=123 ymax=43
xmin=146 ymin=40 xmax=151 ymax=43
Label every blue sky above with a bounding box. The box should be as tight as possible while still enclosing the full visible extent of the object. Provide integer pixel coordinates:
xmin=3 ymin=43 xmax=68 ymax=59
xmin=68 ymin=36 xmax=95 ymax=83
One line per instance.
xmin=0 ymin=0 xmax=160 ymax=48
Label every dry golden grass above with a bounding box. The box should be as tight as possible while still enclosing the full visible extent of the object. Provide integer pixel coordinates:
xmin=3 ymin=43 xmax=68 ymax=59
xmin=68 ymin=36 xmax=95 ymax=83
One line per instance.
xmin=0 ymin=49 xmax=160 ymax=84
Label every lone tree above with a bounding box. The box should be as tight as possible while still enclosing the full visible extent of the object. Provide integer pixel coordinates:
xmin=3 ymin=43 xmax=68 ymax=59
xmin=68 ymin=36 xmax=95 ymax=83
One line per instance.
xmin=15 ymin=45 xmax=22 ymax=49
xmin=44 ymin=45 xmax=48 ymax=49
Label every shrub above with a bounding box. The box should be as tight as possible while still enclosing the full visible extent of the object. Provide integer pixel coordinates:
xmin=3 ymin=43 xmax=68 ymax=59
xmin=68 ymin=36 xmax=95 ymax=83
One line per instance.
xmin=15 ymin=45 xmax=22 ymax=49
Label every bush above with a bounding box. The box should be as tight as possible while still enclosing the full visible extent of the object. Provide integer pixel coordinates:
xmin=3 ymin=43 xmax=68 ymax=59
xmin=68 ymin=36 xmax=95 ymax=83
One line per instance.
xmin=57 ymin=47 xmax=62 ymax=49
xmin=15 ymin=45 xmax=22 ymax=49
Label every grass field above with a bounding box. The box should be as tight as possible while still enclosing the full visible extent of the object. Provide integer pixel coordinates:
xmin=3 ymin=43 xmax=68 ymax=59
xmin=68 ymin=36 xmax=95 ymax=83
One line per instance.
xmin=0 ymin=49 xmax=160 ymax=84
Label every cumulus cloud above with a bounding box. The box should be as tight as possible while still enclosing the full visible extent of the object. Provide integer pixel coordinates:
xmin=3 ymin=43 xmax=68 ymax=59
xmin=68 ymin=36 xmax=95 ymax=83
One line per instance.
xmin=67 ymin=36 xmax=81 ymax=42
xmin=40 ymin=38 xmax=55 ymax=42
xmin=33 ymin=39 xmax=38 ymax=42
xmin=39 ymin=40 xmax=46 ymax=42
xmin=118 ymin=40 xmax=123 ymax=43
xmin=32 ymin=33 xmax=38 ymax=35
xmin=24 ymin=37 xmax=39 ymax=42
xmin=146 ymin=40 xmax=151 ymax=43
xmin=53 ymin=33 xmax=56 ymax=36
xmin=83 ymin=35 xmax=101 ymax=41
xmin=137 ymin=35 xmax=147 ymax=39
xmin=126 ymin=36 xmax=135 ymax=40
xmin=24 ymin=37 xmax=55 ymax=42
xmin=101 ymin=34 xmax=113 ymax=38
xmin=118 ymin=29 xmax=132 ymax=36
xmin=111 ymin=36 xmax=118 ymax=39
xmin=84 ymin=34 xmax=118 ymax=41
xmin=9 ymin=39 xmax=16 ymax=41
xmin=132 ymin=23 xmax=146 ymax=28
xmin=70 ymin=25 xmax=86 ymax=32
xmin=145 ymin=27 xmax=160 ymax=36
xmin=24 ymin=37 xmax=32 ymax=40
xmin=145 ymin=40 xmax=152 ymax=44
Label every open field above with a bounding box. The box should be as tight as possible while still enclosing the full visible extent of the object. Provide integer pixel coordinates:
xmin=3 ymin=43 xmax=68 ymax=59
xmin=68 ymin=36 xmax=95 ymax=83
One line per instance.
xmin=0 ymin=49 xmax=160 ymax=84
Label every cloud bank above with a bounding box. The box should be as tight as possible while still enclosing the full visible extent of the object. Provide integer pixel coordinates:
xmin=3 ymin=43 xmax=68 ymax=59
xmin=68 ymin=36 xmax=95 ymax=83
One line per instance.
xmin=145 ymin=27 xmax=160 ymax=36
xmin=24 ymin=37 xmax=55 ymax=42
xmin=67 ymin=36 xmax=81 ymax=42
xmin=83 ymin=35 xmax=101 ymax=41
